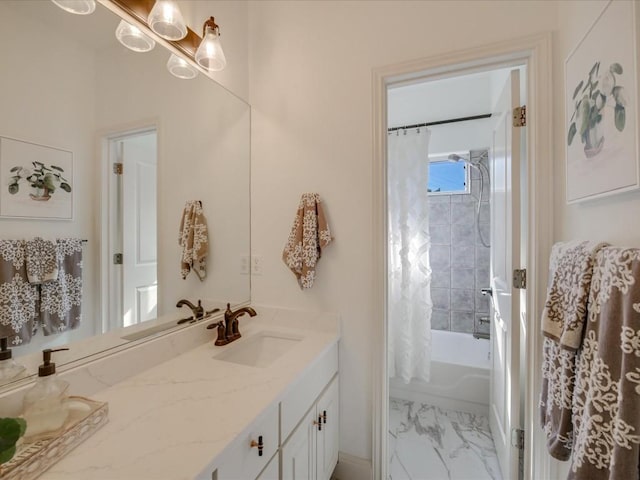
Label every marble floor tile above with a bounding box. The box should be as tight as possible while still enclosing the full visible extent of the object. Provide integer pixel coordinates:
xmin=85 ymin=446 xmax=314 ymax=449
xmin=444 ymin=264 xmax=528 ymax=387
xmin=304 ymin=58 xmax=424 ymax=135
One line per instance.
xmin=389 ymin=398 xmax=502 ymax=480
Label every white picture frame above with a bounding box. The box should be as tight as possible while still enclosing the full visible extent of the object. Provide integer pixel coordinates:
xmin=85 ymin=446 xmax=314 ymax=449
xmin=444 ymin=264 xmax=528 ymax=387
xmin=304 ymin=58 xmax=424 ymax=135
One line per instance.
xmin=0 ymin=136 xmax=73 ymax=220
xmin=565 ymin=0 xmax=640 ymax=204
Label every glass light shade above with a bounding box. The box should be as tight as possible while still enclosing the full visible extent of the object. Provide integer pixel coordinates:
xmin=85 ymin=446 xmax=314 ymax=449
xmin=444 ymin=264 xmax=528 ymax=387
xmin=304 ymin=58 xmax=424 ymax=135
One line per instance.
xmin=195 ymin=26 xmax=227 ymax=72
xmin=147 ymin=0 xmax=187 ymax=41
xmin=51 ymin=0 xmax=96 ymax=15
xmin=167 ymin=54 xmax=198 ymax=80
xmin=115 ymin=20 xmax=156 ymax=53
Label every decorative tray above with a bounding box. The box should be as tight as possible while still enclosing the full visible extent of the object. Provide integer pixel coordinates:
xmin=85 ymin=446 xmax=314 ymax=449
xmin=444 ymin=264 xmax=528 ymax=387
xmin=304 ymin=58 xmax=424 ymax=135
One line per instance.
xmin=1 ymin=396 xmax=108 ymax=480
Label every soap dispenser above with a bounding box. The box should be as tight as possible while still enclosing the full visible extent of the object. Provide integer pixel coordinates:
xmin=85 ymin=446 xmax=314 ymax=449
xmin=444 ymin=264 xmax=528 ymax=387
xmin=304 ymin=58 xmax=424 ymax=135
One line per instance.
xmin=22 ymin=348 xmax=70 ymax=439
xmin=0 ymin=337 xmax=26 ymax=381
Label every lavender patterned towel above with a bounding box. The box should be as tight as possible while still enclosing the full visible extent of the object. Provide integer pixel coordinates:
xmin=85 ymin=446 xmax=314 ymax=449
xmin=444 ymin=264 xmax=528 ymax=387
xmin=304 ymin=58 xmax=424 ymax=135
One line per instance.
xmin=539 ymin=240 xmax=607 ymax=461
xmin=25 ymin=237 xmax=58 ymax=284
xmin=569 ymin=247 xmax=640 ymax=479
xmin=39 ymin=238 xmax=83 ymax=335
xmin=0 ymin=240 xmax=37 ymax=345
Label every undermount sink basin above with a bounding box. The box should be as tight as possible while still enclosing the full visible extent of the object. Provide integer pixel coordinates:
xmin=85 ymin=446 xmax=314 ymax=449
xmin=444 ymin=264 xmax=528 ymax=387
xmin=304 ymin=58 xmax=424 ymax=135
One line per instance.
xmin=214 ymin=331 xmax=302 ymax=368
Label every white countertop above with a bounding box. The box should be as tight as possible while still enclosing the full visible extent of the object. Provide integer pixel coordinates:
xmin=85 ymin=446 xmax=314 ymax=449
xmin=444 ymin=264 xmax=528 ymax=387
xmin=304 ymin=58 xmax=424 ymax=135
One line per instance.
xmin=39 ymin=309 xmax=340 ymax=480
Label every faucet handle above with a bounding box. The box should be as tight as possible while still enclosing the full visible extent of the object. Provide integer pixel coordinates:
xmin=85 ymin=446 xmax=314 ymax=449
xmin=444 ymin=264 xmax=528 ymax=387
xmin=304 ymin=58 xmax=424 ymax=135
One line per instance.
xmin=207 ymin=321 xmax=229 ymax=346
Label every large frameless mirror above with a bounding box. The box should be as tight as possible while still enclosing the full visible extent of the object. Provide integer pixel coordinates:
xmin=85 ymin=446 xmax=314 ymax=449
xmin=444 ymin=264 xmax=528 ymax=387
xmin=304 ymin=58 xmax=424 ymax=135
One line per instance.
xmin=0 ymin=0 xmax=250 ymax=391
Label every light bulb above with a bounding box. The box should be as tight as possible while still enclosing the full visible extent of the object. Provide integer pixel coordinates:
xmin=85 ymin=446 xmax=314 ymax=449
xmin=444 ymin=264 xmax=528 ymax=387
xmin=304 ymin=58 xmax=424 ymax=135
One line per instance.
xmin=195 ymin=25 xmax=227 ymax=72
xmin=167 ymin=54 xmax=198 ymax=80
xmin=147 ymin=0 xmax=187 ymax=41
xmin=51 ymin=0 xmax=96 ymax=15
xmin=115 ymin=20 xmax=156 ymax=53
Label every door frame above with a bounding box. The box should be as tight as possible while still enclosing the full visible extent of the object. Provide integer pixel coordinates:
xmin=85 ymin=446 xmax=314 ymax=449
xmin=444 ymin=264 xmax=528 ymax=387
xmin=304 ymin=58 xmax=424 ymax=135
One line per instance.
xmin=372 ymin=33 xmax=553 ymax=480
xmin=99 ymin=119 xmax=160 ymax=334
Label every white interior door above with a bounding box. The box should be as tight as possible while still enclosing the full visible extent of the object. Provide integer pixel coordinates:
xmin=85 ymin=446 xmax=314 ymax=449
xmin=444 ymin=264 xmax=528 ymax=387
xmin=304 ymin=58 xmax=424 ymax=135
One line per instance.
xmin=489 ymin=69 xmax=522 ymax=480
xmin=121 ymin=131 xmax=157 ymax=327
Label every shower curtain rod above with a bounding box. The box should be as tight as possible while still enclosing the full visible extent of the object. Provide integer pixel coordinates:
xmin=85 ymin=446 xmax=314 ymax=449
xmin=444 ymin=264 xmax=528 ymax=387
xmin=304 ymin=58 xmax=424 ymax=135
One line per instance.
xmin=387 ymin=113 xmax=492 ymax=133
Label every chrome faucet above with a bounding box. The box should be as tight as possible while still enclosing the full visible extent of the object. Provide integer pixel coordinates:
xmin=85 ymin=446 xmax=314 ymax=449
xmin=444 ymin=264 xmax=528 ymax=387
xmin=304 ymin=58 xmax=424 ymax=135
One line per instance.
xmin=207 ymin=303 xmax=257 ymax=346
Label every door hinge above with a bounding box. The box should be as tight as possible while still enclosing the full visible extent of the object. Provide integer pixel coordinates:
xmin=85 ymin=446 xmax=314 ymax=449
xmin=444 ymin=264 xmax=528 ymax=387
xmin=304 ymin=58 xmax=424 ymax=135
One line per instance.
xmin=113 ymin=162 xmax=123 ymax=175
xmin=513 ymin=105 xmax=526 ymax=127
xmin=113 ymin=253 xmax=123 ymax=265
xmin=511 ymin=428 xmax=525 ymax=450
xmin=513 ymin=268 xmax=526 ymax=289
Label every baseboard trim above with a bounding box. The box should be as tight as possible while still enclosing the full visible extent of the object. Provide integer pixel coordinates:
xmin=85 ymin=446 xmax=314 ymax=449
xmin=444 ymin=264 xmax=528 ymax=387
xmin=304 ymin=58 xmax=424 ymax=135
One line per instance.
xmin=332 ymin=451 xmax=372 ymax=480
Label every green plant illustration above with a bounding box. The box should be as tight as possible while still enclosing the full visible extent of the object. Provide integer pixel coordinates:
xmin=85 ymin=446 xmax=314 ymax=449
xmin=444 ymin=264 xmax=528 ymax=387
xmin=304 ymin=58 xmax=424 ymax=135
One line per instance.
xmin=0 ymin=417 xmax=26 ymax=465
xmin=7 ymin=161 xmax=71 ymax=201
xmin=568 ymin=61 xmax=627 ymax=158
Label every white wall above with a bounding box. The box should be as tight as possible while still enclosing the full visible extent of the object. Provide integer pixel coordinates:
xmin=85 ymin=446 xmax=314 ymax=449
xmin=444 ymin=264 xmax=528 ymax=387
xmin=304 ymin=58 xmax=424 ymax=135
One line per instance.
xmin=95 ymin=42 xmax=251 ymax=315
xmin=388 ymin=72 xmax=495 ymax=156
xmin=181 ymin=0 xmax=250 ymax=102
xmin=247 ymin=0 xmax=559 ymax=463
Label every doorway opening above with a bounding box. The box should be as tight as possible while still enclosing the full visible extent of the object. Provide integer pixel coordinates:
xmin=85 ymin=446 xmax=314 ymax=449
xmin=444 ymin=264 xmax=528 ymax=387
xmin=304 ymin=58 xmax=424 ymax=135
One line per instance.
xmin=386 ymin=66 xmax=524 ymax=480
xmin=372 ymin=33 xmax=554 ymax=480
xmin=103 ymin=128 xmax=158 ymax=332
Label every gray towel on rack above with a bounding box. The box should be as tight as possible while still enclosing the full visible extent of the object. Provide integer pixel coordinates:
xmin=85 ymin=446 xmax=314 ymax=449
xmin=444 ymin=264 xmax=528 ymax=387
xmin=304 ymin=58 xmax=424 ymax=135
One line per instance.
xmin=25 ymin=237 xmax=58 ymax=284
xmin=39 ymin=238 xmax=83 ymax=335
xmin=0 ymin=240 xmax=37 ymax=345
xmin=569 ymin=247 xmax=640 ymax=479
xmin=539 ymin=240 xmax=607 ymax=460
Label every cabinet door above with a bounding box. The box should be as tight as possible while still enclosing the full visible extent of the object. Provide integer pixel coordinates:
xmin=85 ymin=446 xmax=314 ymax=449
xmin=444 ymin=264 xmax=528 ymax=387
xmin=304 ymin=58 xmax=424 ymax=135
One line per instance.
xmin=282 ymin=408 xmax=316 ymax=480
xmin=256 ymin=452 xmax=279 ymax=480
xmin=215 ymin=403 xmax=279 ymax=480
xmin=316 ymin=376 xmax=339 ymax=480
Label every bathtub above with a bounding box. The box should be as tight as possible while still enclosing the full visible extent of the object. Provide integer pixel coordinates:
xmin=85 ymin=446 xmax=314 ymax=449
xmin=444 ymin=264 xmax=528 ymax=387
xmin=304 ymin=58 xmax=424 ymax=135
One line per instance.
xmin=390 ymin=330 xmax=491 ymax=415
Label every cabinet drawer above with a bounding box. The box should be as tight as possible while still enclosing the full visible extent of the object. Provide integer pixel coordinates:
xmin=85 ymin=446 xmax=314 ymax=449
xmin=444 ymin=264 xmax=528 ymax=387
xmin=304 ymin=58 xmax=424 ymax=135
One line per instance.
xmin=213 ymin=402 xmax=279 ymax=480
xmin=281 ymin=342 xmax=338 ymax=442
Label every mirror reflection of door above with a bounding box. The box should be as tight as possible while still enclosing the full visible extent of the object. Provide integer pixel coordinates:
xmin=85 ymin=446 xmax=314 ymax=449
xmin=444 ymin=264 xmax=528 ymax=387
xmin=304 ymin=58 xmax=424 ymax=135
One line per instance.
xmin=107 ymin=129 xmax=158 ymax=329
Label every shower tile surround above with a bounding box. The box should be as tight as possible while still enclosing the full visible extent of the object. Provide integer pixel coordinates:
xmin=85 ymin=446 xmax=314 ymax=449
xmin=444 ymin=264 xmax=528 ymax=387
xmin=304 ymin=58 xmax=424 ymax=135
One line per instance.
xmin=388 ymin=398 xmax=502 ymax=480
xmin=430 ymin=150 xmax=490 ymax=334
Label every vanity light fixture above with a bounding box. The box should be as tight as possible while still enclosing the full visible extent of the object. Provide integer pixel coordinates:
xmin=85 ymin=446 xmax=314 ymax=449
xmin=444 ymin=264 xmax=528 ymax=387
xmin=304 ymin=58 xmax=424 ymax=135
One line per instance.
xmin=147 ymin=0 xmax=187 ymax=41
xmin=51 ymin=0 xmax=96 ymax=15
xmin=115 ymin=20 xmax=156 ymax=53
xmin=195 ymin=17 xmax=227 ymax=72
xmin=167 ymin=54 xmax=199 ymax=80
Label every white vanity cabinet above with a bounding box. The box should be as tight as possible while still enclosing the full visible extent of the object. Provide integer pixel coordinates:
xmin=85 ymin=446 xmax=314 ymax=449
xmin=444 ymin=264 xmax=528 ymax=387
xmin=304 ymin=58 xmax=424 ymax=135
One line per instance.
xmin=282 ymin=376 xmax=339 ymax=480
xmin=211 ymin=343 xmax=339 ymax=480
xmin=213 ymin=402 xmax=279 ymax=480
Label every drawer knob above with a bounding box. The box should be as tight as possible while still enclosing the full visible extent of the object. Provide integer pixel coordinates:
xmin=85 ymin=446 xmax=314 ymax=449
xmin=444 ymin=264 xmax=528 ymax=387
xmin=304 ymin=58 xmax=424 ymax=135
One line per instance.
xmin=250 ymin=435 xmax=264 ymax=456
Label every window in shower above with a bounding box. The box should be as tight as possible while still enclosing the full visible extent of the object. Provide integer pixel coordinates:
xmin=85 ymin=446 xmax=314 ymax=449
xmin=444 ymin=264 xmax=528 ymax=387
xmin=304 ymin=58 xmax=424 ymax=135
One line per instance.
xmin=427 ymin=154 xmax=470 ymax=195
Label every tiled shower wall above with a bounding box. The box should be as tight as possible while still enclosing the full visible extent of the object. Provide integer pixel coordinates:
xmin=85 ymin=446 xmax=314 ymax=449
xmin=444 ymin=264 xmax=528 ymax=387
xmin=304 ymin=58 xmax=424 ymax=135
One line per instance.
xmin=430 ymin=150 xmax=491 ymax=335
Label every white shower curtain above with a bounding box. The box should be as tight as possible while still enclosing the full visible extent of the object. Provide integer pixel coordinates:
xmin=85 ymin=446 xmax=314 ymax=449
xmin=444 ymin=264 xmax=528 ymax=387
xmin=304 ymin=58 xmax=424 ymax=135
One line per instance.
xmin=388 ymin=129 xmax=433 ymax=384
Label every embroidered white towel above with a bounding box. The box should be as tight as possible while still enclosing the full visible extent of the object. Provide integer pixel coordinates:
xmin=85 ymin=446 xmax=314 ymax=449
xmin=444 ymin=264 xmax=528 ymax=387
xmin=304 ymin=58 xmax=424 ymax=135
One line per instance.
xmin=179 ymin=200 xmax=208 ymax=281
xmin=282 ymin=193 xmax=332 ymax=289
xmin=0 ymin=240 xmax=37 ymax=345
xmin=25 ymin=237 xmax=58 ymax=284
xmin=569 ymin=247 xmax=640 ymax=479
